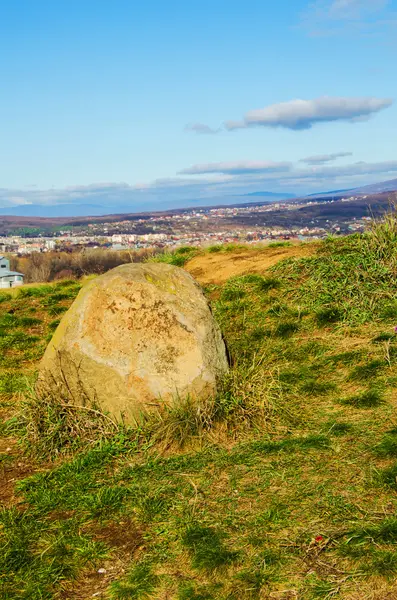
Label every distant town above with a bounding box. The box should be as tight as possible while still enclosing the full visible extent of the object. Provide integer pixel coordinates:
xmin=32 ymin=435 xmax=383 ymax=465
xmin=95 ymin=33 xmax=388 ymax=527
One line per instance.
xmin=0 ymin=194 xmax=373 ymax=256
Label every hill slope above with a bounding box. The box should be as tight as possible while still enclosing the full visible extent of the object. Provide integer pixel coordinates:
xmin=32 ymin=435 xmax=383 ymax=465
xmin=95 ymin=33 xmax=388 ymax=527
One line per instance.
xmin=3 ymin=229 xmax=397 ymax=599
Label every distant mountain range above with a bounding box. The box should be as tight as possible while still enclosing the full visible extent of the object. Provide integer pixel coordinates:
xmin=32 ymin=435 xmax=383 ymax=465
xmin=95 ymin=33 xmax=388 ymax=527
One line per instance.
xmin=241 ymin=191 xmax=296 ymax=199
xmin=0 ymin=192 xmax=296 ymax=218
xmin=0 ymin=179 xmax=396 ymax=220
xmin=301 ymin=178 xmax=397 ymax=200
xmin=0 ymin=204 xmax=110 ymax=218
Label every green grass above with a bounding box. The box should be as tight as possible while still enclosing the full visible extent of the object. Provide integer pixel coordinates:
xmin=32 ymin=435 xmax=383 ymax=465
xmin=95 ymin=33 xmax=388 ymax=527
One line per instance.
xmin=341 ymin=388 xmax=384 ymax=408
xmin=315 ymin=305 xmax=342 ymax=326
xmin=374 ymin=430 xmax=397 ymax=457
xmin=372 ymin=332 xmax=396 ymax=343
xmin=0 ymin=371 xmax=29 ymax=394
xmin=272 ymin=216 xmax=397 ymax=325
xmin=267 ymin=241 xmax=292 ymax=248
xmin=0 ymin=292 xmax=12 ymax=303
xmin=4 ymin=217 xmax=397 ymax=598
xmin=348 ymin=359 xmax=385 ymax=381
xmin=110 ymin=561 xmax=159 ymax=599
xmin=182 ymin=525 xmax=239 ymax=572
xmin=148 ymin=246 xmax=199 ymax=267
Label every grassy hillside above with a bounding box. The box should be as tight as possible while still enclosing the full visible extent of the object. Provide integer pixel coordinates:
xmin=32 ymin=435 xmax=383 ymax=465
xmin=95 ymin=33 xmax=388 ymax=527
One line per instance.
xmin=2 ymin=222 xmax=397 ymax=599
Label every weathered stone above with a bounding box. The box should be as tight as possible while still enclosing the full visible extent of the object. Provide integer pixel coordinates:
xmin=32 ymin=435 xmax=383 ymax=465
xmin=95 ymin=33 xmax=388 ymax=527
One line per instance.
xmin=37 ymin=263 xmax=229 ymax=422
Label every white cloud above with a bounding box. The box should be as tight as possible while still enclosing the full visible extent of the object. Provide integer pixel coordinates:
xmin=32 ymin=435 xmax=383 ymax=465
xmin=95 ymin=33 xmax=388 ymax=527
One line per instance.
xmin=224 ymin=97 xmax=392 ymax=131
xmin=300 ymin=152 xmax=353 ymax=164
xmin=302 ymin=0 xmax=394 ymax=36
xmin=180 ymin=159 xmax=397 ymax=182
xmin=328 ymin=0 xmax=388 ymax=19
xmin=179 ymin=161 xmax=292 ymax=175
xmin=184 ymin=123 xmax=220 ymax=135
xmin=1 ymin=160 xmax=397 ymax=212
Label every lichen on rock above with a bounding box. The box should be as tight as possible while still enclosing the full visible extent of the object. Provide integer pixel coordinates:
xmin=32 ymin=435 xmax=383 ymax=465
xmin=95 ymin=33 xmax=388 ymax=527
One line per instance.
xmin=37 ymin=263 xmax=229 ymax=423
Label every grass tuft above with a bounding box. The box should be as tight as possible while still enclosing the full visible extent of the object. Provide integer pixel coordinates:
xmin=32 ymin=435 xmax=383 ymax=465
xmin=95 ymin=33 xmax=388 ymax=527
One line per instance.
xmin=20 ymin=385 xmax=119 ymax=458
xmin=110 ymin=561 xmax=159 ymax=599
xmin=374 ymin=431 xmax=397 ymax=457
xmin=372 ymin=332 xmax=395 ymax=343
xmin=379 ymin=464 xmax=397 ymax=490
xmin=315 ymin=305 xmax=342 ymax=326
xmin=182 ymin=525 xmax=239 ymax=572
xmin=274 ymin=320 xmax=299 ymax=338
xmin=348 ymin=359 xmax=385 ymax=381
xmin=363 ymin=550 xmax=397 ymax=577
xmin=341 ymin=388 xmax=384 ymax=408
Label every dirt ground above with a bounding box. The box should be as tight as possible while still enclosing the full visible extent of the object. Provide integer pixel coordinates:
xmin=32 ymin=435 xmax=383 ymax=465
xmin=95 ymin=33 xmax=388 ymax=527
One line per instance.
xmin=185 ymin=243 xmax=317 ymax=286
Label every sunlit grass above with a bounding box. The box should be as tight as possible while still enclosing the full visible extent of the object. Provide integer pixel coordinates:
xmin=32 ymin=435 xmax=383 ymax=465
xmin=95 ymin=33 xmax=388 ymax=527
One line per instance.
xmin=3 ymin=215 xmax=397 ymax=597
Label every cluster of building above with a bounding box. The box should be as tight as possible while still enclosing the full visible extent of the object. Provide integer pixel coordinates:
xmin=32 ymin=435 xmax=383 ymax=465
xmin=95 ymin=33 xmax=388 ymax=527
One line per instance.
xmin=0 ymin=196 xmax=369 ymax=262
xmin=0 ymin=225 xmax=333 ymax=256
xmin=0 ymin=255 xmax=24 ymax=288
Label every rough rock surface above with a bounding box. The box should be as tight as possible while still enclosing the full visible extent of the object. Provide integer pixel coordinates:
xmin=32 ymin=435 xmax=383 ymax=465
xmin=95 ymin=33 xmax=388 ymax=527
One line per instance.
xmin=38 ymin=263 xmax=229 ymax=422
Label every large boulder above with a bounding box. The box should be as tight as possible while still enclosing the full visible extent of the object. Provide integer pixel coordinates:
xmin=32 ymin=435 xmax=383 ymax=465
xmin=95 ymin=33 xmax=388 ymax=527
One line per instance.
xmin=37 ymin=263 xmax=229 ymax=423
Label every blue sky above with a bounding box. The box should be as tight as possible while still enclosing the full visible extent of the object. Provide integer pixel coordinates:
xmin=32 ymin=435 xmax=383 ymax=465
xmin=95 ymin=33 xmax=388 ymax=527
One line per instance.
xmin=0 ymin=0 xmax=396 ymax=212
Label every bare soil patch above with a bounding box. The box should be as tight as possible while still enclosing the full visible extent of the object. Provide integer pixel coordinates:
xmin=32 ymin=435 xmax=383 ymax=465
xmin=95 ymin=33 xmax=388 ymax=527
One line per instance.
xmin=186 ymin=244 xmax=316 ymax=286
xmin=59 ymin=520 xmax=144 ymax=600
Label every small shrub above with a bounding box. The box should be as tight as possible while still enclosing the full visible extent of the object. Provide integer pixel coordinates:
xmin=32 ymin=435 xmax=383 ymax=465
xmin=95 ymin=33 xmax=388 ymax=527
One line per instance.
xmin=207 ymin=245 xmax=222 ymax=253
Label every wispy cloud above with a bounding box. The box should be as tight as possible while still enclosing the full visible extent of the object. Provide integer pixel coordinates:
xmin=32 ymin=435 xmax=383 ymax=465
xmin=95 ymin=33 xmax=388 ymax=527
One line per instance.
xmin=327 ymin=0 xmax=388 ymax=19
xmin=1 ymin=160 xmax=397 ymax=212
xmin=224 ymin=97 xmax=392 ymax=131
xmin=179 ymin=161 xmax=292 ymax=175
xmin=300 ymin=152 xmax=353 ymax=164
xmin=302 ymin=0 xmax=395 ymax=36
xmin=184 ymin=122 xmax=220 ymax=135
xmin=186 ymin=97 xmax=393 ymax=135
xmin=179 ymin=159 xmax=397 ymax=181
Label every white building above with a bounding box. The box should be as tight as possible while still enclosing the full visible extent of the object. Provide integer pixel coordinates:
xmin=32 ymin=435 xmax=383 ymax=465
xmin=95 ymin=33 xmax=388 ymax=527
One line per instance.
xmin=0 ymin=256 xmax=24 ymax=288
